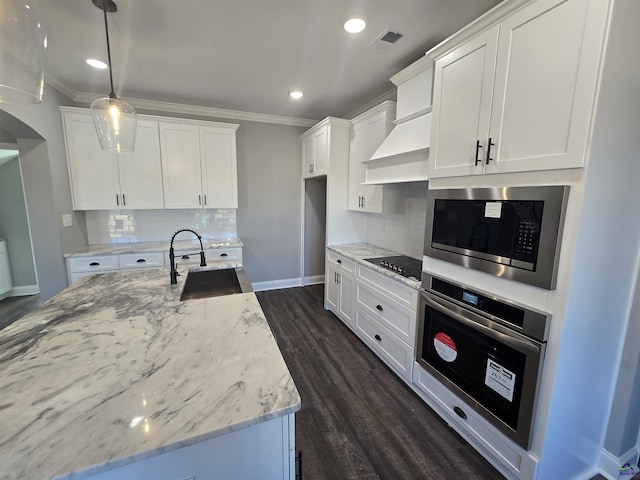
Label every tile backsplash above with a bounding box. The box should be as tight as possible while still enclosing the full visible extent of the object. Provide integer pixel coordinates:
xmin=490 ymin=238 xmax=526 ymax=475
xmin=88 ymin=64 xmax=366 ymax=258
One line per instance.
xmin=86 ymin=209 xmax=237 ymax=244
xmin=366 ymin=182 xmax=428 ymax=259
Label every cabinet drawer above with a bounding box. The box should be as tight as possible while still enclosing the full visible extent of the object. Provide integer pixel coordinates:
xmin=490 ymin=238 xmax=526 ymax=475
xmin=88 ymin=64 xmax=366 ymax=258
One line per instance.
xmin=354 ymin=308 xmax=414 ymax=381
xmin=67 ymin=255 xmax=119 ymax=273
xmin=119 ymin=252 xmax=165 ymax=270
xmin=207 ymin=247 xmax=243 ymax=263
xmin=327 ymin=250 xmax=355 ymax=274
xmin=356 ymin=283 xmax=416 ymax=346
xmin=356 ymin=264 xmax=418 ymax=309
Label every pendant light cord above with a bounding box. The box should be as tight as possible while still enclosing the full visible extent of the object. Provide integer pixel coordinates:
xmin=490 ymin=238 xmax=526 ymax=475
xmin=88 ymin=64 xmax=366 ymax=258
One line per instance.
xmin=101 ymin=1 xmax=117 ymax=99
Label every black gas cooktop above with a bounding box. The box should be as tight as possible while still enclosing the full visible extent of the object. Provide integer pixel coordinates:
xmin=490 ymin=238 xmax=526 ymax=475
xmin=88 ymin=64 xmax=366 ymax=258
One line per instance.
xmin=363 ymin=255 xmax=423 ymax=281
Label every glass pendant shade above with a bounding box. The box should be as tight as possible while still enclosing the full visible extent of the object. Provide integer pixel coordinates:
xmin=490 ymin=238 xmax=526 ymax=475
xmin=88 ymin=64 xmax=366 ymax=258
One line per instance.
xmin=90 ymin=96 xmax=137 ymax=153
xmin=0 ymin=0 xmax=46 ymax=104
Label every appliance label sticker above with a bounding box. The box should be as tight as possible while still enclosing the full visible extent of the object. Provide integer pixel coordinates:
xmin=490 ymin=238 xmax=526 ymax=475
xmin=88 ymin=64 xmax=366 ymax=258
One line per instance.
xmin=485 ymin=359 xmax=516 ymax=402
xmin=484 ymin=202 xmax=502 ymax=218
xmin=434 ymin=332 xmax=457 ymax=362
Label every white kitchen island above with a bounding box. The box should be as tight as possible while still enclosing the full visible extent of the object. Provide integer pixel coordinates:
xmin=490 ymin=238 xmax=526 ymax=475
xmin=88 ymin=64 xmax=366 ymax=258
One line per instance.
xmin=0 ymin=269 xmax=300 ymax=480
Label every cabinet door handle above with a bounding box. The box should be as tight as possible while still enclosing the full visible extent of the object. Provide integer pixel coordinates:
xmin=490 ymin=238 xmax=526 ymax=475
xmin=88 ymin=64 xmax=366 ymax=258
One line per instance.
xmin=204 ymin=194 xmax=207 ymax=206
xmin=89 ymin=262 xmax=100 ymax=267
xmin=136 ymin=258 xmax=146 ymax=263
xmin=115 ymin=194 xmax=119 ymax=206
xmin=475 ymin=140 xmax=482 ymax=166
xmin=336 ymin=259 xmax=342 ymax=264
xmin=122 ymin=194 xmax=126 ymax=206
xmin=182 ymin=255 xmax=190 ymax=260
xmin=374 ymin=334 xmax=382 ymax=342
xmin=376 ymin=304 xmax=383 ymax=312
xmin=361 ymin=196 xmax=365 ymax=208
xmin=336 ymin=273 xmax=340 ymax=284
xmin=486 ymin=137 xmax=495 ymax=164
xmin=220 ymin=253 xmax=228 ymax=257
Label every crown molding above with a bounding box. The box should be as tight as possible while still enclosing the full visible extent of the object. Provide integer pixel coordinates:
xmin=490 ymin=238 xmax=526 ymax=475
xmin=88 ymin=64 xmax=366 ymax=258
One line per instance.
xmin=73 ymin=91 xmax=318 ymax=127
xmin=345 ymin=87 xmax=397 ymax=120
xmin=44 ymin=73 xmax=77 ymax=100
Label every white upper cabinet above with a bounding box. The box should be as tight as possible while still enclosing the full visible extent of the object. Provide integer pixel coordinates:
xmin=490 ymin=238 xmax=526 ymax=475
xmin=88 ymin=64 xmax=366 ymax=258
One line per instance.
xmin=428 ymin=0 xmax=609 ymax=178
xmin=301 ymin=123 xmax=329 ymax=178
xmin=62 ymin=109 xmax=164 ymax=210
xmin=160 ymin=121 xmax=239 ymax=209
xmin=348 ymin=102 xmax=400 ymax=213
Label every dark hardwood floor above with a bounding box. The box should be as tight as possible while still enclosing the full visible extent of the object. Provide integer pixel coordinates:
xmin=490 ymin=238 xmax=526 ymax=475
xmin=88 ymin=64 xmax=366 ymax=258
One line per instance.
xmin=0 ymin=294 xmax=40 ymax=331
xmin=256 ymin=284 xmax=505 ymax=480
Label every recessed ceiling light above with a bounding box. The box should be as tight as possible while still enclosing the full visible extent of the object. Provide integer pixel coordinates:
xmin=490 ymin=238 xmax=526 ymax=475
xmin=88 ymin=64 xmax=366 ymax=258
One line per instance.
xmin=86 ymin=58 xmax=108 ymax=69
xmin=344 ymin=18 xmax=366 ymax=34
xmin=290 ymin=91 xmax=303 ymax=100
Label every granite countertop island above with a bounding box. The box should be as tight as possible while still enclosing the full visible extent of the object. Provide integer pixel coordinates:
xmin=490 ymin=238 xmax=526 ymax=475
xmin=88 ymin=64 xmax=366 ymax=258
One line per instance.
xmin=0 ymin=269 xmax=300 ymax=480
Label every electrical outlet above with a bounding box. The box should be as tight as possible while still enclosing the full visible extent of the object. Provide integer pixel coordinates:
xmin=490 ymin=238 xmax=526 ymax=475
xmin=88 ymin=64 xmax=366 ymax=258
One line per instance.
xmin=62 ymin=214 xmax=72 ymax=227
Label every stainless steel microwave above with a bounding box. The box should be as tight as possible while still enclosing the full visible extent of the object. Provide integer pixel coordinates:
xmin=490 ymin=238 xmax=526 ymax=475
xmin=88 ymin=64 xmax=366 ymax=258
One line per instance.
xmin=423 ymin=186 xmax=570 ymax=290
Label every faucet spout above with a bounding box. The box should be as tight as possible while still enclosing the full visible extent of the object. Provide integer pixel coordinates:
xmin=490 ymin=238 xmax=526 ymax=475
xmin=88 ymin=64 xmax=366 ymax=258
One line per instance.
xmin=169 ymin=228 xmax=207 ymax=285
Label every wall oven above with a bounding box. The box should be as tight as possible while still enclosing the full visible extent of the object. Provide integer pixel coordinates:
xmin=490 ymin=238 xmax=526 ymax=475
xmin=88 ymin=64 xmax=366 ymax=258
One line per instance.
xmin=424 ymin=185 xmax=569 ymax=289
xmin=417 ymin=274 xmax=549 ymax=449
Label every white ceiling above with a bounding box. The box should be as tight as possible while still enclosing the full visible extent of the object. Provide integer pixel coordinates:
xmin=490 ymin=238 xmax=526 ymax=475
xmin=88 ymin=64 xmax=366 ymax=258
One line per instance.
xmin=38 ymin=0 xmax=502 ymax=122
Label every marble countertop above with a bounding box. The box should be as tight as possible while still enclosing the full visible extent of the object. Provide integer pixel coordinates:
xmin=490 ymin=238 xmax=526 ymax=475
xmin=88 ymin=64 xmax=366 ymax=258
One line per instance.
xmin=64 ymin=238 xmax=244 ymax=258
xmin=327 ymin=243 xmax=422 ymax=289
xmin=0 ymin=268 xmax=300 ymax=480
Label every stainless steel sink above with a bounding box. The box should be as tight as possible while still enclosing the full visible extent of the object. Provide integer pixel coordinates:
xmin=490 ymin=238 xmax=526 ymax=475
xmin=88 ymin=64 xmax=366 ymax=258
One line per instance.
xmin=180 ymin=267 xmax=252 ymax=301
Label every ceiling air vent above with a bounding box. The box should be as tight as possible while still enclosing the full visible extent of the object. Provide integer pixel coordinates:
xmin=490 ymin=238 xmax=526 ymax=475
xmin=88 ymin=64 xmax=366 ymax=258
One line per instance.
xmin=368 ymin=28 xmax=404 ymax=54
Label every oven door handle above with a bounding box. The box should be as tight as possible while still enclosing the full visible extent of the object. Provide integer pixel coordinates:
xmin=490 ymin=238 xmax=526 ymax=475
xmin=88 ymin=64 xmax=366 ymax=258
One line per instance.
xmin=423 ymin=293 xmax=541 ymax=355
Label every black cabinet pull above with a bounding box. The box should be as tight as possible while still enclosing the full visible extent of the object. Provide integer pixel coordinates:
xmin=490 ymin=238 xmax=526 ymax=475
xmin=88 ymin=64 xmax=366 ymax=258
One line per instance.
xmin=337 ymin=259 xmax=342 ymax=264
xmin=220 ymin=253 xmax=228 ymax=257
xmin=376 ymin=305 xmax=383 ymax=312
xmin=374 ymin=334 xmax=382 ymax=342
xmin=486 ymin=137 xmax=495 ymax=164
xmin=454 ymin=406 xmax=468 ymax=420
xmin=115 ymin=194 xmax=119 ymax=206
xmin=136 ymin=258 xmax=146 ymax=263
xmin=198 ymin=194 xmax=202 ymax=205
xmin=475 ymin=140 xmax=482 ymax=166
xmin=89 ymin=262 xmax=100 ymax=266
xmin=182 ymin=255 xmax=190 ymax=260
xmin=204 ymin=194 xmax=207 ymax=206
xmin=122 ymin=194 xmax=126 ymax=206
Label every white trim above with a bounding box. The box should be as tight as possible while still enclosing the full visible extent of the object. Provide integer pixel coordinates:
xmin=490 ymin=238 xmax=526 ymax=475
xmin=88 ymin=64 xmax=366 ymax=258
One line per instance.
xmin=303 ymin=274 xmax=324 ymax=286
xmin=73 ymin=92 xmax=318 ymax=128
xmin=9 ymin=285 xmax=39 ymax=296
xmin=251 ymin=277 xmax=303 ymax=292
xmin=346 ymin=88 xmax=397 ymax=120
xmin=599 ymin=445 xmax=640 ymax=480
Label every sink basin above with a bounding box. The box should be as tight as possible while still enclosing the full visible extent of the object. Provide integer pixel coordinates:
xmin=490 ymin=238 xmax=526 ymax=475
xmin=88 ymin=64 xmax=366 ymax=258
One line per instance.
xmin=180 ymin=267 xmax=252 ymax=301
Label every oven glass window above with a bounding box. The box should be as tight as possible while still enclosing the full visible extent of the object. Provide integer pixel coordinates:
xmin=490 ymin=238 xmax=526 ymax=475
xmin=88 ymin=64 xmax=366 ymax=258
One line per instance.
xmin=422 ymin=304 xmax=527 ymax=431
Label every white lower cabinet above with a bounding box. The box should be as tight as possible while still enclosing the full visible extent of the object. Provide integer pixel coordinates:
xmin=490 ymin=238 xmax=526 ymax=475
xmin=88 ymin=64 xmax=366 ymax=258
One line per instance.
xmin=325 ymin=249 xmax=419 ymax=381
xmin=86 ymin=414 xmax=296 ymax=480
xmin=66 ymin=255 xmax=120 ymax=284
xmin=164 ymin=247 xmax=243 ymax=270
xmin=325 ymin=251 xmax=355 ymax=328
xmin=118 ymin=252 xmax=165 ymax=270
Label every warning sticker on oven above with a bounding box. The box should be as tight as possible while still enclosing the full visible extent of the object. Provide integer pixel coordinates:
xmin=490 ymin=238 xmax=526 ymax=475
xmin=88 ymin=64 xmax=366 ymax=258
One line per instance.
xmin=485 ymin=359 xmax=516 ymax=402
xmin=434 ymin=332 xmax=457 ymax=362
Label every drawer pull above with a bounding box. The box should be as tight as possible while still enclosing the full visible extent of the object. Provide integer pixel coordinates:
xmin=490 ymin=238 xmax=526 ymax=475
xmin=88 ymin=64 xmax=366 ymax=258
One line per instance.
xmin=182 ymin=255 xmax=190 ymax=260
xmin=454 ymin=406 xmax=468 ymax=420
xmin=89 ymin=262 xmax=100 ymax=266
xmin=220 ymin=253 xmax=228 ymax=257
xmin=136 ymin=258 xmax=146 ymax=263
xmin=374 ymin=334 xmax=382 ymax=342
xmin=376 ymin=305 xmax=383 ymax=312
xmin=337 ymin=259 xmax=342 ymax=264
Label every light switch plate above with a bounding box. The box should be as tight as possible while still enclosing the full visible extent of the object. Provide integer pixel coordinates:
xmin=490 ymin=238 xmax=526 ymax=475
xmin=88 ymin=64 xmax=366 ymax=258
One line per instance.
xmin=62 ymin=214 xmax=72 ymax=227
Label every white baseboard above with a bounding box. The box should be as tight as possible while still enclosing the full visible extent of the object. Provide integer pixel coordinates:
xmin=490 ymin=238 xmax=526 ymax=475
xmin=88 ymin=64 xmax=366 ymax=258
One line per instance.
xmin=303 ymin=274 xmax=324 ymax=286
xmin=251 ymin=277 xmax=303 ymax=292
xmin=10 ymin=285 xmax=40 ymax=296
xmin=599 ymin=445 xmax=639 ymax=480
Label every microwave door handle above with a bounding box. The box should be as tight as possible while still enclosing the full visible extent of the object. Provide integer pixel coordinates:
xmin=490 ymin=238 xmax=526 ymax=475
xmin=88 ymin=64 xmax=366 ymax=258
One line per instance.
xmin=423 ymin=294 xmax=540 ymax=355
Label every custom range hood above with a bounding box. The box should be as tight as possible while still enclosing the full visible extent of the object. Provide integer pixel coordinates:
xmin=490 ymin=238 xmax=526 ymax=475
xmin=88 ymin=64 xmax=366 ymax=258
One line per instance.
xmin=364 ymin=55 xmax=433 ymax=184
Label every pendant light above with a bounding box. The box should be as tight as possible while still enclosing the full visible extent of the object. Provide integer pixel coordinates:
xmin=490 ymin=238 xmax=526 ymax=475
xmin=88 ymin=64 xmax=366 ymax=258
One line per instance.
xmin=90 ymin=0 xmax=136 ymax=153
xmin=0 ymin=0 xmax=47 ymax=104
